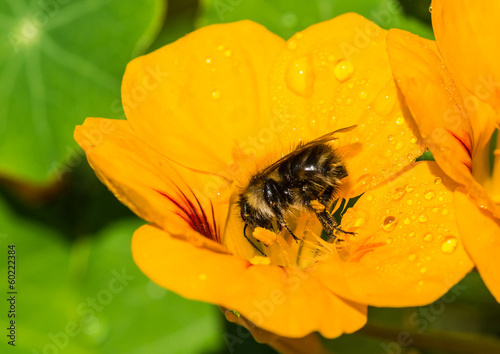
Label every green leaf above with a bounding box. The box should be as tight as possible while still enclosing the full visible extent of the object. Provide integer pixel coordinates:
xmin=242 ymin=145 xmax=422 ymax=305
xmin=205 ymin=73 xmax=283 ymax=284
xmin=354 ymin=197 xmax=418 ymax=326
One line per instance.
xmin=0 ymin=208 xmax=224 ymax=353
xmin=197 ymin=0 xmax=433 ymax=39
xmin=0 ymin=0 xmax=165 ymax=186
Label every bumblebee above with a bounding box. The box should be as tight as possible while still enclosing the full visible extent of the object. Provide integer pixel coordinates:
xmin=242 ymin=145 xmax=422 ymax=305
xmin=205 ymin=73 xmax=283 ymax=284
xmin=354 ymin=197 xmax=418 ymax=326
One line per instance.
xmin=238 ymin=126 xmax=356 ymax=255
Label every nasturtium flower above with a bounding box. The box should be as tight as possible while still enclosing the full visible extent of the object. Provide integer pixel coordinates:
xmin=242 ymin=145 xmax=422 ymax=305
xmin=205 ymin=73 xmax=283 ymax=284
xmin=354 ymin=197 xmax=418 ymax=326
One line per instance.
xmin=75 ymin=14 xmax=473 ymax=339
xmin=386 ymin=0 xmax=500 ymax=300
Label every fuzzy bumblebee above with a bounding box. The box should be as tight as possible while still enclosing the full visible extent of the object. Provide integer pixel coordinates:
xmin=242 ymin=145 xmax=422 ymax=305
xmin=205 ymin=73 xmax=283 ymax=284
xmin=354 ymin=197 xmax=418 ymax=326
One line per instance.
xmin=238 ymin=126 xmax=356 ymax=256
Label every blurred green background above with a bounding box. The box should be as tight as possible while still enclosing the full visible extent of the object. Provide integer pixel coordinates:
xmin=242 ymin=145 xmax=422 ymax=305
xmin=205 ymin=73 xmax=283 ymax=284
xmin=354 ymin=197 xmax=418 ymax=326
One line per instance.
xmin=1 ymin=0 xmax=499 ymax=353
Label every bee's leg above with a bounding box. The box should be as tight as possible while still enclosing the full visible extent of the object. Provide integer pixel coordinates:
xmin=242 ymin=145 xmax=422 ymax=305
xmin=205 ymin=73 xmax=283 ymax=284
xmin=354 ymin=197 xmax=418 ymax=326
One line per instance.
xmin=315 ymin=210 xmax=356 ymax=240
xmin=243 ymin=224 xmax=267 ymax=257
xmin=319 ymin=185 xmax=334 ymax=205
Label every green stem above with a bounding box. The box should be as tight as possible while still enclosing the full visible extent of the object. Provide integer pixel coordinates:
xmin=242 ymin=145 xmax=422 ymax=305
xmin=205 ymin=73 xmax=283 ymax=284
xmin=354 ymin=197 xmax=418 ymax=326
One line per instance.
xmin=359 ymin=322 xmax=500 ymax=354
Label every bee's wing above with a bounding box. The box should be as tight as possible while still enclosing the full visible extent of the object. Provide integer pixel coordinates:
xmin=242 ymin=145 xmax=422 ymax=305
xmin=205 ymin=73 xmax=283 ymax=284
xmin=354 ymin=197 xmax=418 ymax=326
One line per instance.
xmin=253 ymin=125 xmax=357 ymax=178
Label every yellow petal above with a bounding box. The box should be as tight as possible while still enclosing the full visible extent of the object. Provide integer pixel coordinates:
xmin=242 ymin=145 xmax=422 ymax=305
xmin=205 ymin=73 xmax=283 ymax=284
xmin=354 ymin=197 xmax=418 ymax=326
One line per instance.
xmin=269 ymin=13 xmax=424 ymax=197
xmin=74 ymin=118 xmax=229 ymax=253
xmin=387 ymin=29 xmax=474 ymax=179
xmin=313 ymin=162 xmax=473 ymax=306
xmin=132 ymin=224 xmax=367 ymax=338
xmin=432 ymin=0 xmax=500 ymax=109
xmin=387 ymin=29 xmax=500 ymax=218
xmin=122 ymin=21 xmax=284 ymax=177
xmin=454 ymin=192 xmax=500 ymax=302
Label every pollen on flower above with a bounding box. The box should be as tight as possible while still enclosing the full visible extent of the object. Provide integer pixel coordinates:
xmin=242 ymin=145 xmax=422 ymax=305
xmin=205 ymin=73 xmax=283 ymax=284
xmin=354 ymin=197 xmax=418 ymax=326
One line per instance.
xmin=154 ymin=188 xmax=221 ymax=243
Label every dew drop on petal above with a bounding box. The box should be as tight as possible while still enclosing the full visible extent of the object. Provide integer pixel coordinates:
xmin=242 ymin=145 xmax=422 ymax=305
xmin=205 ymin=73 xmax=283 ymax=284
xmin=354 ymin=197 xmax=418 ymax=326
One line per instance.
xmin=418 ymin=214 xmax=428 ymax=223
xmin=395 ymin=140 xmax=405 ymax=151
xmin=205 ymin=57 xmax=213 ymax=64
xmin=387 ymin=135 xmax=394 ymax=142
xmin=212 ymin=90 xmax=221 ymax=100
xmin=429 ymin=4 xmax=433 ymax=13
xmin=393 ymin=187 xmax=406 ymax=201
xmin=334 ymin=59 xmax=354 ymax=82
xmin=374 ymin=89 xmax=396 ymax=115
xmin=224 ymin=49 xmax=232 ymax=57
xmin=441 ymin=236 xmax=458 ymax=254
xmin=420 ymin=267 xmax=427 ymax=274
xmin=386 ymin=237 xmax=393 ymax=244
xmin=395 ymin=116 xmax=404 ymax=125
xmin=424 ymin=233 xmax=433 ymax=242
xmin=434 ymin=177 xmax=442 ymax=185
xmin=285 ymin=56 xmax=315 ymax=97
xmin=410 ymin=137 xmax=417 ymax=144
xmin=328 ymin=54 xmax=336 ymax=62
xmin=406 ymin=185 xmax=414 ymax=193
xmin=366 ymin=195 xmax=373 ymax=201
xmin=424 ymin=190 xmax=436 ymax=200
xmin=286 ymin=39 xmax=298 ymax=50
xmin=408 ymin=254 xmax=416 ymax=262
xmin=409 ymin=231 xmax=415 ymax=237
xmin=404 ymin=217 xmax=411 ymax=225
xmin=382 ymin=216 xmax=398 ymax=232
xmin=359 ymin=91 xmax=368 ymax=100
xmin=407 ymin=199 xmax=413 ymax=206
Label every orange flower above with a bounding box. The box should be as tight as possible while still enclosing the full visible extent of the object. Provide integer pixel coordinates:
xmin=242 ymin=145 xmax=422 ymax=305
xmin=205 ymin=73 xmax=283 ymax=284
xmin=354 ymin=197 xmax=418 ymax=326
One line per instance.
xmin=387 ymin=0 xmax=500 ymax=300
xmin=75 ymin=14 xmax=473 ymax=339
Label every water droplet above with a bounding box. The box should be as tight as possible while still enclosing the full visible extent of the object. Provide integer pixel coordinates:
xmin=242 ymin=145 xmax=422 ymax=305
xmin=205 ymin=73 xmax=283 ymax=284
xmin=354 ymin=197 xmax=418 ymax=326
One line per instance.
xmin=393 ymin=187 xmax=406 ymax=201
xmin=224 ymin=49 xmax=232 ymax=57
xmin=366 ymin=195 xmax=373 ymax=201
xmin=418 ymin=214 xmax=428 ymax=223
xmin=334 ymin=59 xmax=354 ymax=82
xmin=434 ymin=177 xmax=442 ymax=185
xmin=441 ymin=236 xmax=458 ymax=254
xmin=409 ymin=231 xmax=415 ymax=237
xmin=408 ymin=254 xmax=416 ymax=262
xmin=405 ymin=185 xmax=414 ymax=193
xmin=374 ymin=89 xmax=396 ymax=115
xmin=404 ymin=217 xmax=411 ymax=225
xmin=441 ymin=209 xmax=449 ymax=216
xmin=420 ymin=267 xmax=427 ymax=274
xmin=205 ymin=57 xmax=213 ymax=64
xmin=285 ymin=56 xmax=315 ymax=97
xmin=382 ymin=216 xmax=399 ymax=232
xmin=359 ymin=90 xmax=368 ymax=100
xmin=395 ymin=116 xmax=404 ymax=125
xmin=198 ymin=274 xmax=207 ymax=281
xmin=387 ymin=135 xmax=394 ymax=141
xmin=429 ymin=4 xmax=433 ymax=13
xmin=424 ymin=190 xmax=436 ymax=200
xmin=432 ymin=207 xmax=439 ymax=213
xmin=386 ymin=237 xmax=393 ymax=244
xmin=424 ymin=233 xmax=433 ymax=242
xmin=328 ymin=54 xmax=336 ymax=62
xmin=286 ymin=39 xmax=298 ymax=50
xmin=410 ymin=137 xmax=417 ymax=144
xmin=407 ymin=199 xmax=413 ymax=206
xmin=212 ymin=90 xmax=221 ymax=100
xmin=217 ymin=45 xmax=224 ymax=51
xmin=395 ymin=140 xmax=405 ymax=151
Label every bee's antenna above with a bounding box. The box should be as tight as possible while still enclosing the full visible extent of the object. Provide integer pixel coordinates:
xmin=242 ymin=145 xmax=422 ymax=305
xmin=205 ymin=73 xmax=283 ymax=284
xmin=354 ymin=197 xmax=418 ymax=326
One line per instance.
xmin=243 ymin=224 xmax=267 ymax=257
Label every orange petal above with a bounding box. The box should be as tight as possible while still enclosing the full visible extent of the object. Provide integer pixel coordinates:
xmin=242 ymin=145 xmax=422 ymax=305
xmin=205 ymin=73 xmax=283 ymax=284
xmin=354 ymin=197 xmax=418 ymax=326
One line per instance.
xmin=268 ymin=13 xmax=424 ymax=197
xmin=454 ymin=192 xmax=500 ymax=302
xmin=132 ymin=224 xmax=367 ymax=338
xmin=432 ymin=0 xmax=500 ymax=109
xmin=74 ymin=118 xmax=229 ymax=252
xmin=313 ymin=162 xmax=473 ymax=306
xmin=387 ymin=29 xmax=474 ymax=179
xmin=387 ymin=29 xmax=500 ymax=218
xmin=122 ymin=21 xmax=284 ymax=177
